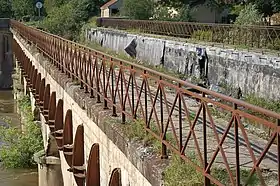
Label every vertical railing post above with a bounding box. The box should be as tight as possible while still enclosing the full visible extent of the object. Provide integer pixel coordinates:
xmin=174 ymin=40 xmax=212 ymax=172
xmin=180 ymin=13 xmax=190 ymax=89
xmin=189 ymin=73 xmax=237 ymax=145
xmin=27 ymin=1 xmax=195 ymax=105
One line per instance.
xmin=80 ymin=55 xmax=84 ymax=90
xmin=90 ymin=56 xmax=95 ymax=98
xmin=96 ymin=57 xmax=101 ymax=103
xmin=103 ymin=56 xmax=108 ymax=109
xmin=120 ymin=62 xmax=125 ymax=124
xmin=84 ymin=58 xmax=89 ymax=93
xmin=160 ymin=76 xmax=167 ymax=159
xmin=234 ymin=102 xmax=240 ymax=186
xmin=61 ymin=44 xmax=64 ymax=74
xmin=131 ymin=66 xmax=136 ymax=119
xmin=178 ymin=83 xmax=182 ymax=152
xmin=277 ymin=119 xmax=280 ymax=186
xmin=144 ymin=70 xmax=148 ymax=129
xmin=202 ymin=93 xmax=210 ymax=186
xmin=111 ymin=58 xmax=117 ymax=117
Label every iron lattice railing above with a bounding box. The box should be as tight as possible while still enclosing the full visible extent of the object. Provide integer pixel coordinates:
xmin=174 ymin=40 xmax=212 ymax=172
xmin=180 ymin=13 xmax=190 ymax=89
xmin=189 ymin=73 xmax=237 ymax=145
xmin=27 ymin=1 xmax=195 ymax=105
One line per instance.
xmin=11 ymin=20 xmax=280 ymax=186
xmin=97 ymin=18 xmax=280 ymax=50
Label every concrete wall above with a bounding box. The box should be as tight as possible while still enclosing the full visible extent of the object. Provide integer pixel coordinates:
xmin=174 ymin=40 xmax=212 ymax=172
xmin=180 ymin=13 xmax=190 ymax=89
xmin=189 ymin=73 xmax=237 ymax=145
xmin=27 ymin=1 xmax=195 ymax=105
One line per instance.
xmin=14 ymin=32 xmax=164 ymax=186
xmin=0 ymin=32 xmax=13 ymax=89
xmin=101 ymin=9 xmax=110 ymax=17
xmin=86 ymin=28 xmax=280 ymax=100
xmin=191 ymin=5 xmax=217 ymax=23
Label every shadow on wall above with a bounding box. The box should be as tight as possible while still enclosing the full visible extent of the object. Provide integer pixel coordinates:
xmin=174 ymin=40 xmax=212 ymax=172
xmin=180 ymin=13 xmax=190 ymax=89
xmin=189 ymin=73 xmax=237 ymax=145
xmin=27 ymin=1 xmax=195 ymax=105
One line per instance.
xmin=0 ymin=33 xmax=13 ymax=89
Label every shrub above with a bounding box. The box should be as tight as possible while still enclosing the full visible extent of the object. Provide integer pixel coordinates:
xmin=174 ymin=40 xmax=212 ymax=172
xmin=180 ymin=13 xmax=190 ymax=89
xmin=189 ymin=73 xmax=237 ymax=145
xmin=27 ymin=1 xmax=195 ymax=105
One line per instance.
xmin=234 ymin=3 xmax=263 ymax=26
xmin=121 ymin=0 xmax=155 ymax=20
xmin=191 ymin=30 xmax=213 ymax=42
xmin=40 ymin=0 xmax=102 ymax=40
xmin=0 ymin=95 xmax=43 ymax=168
xmin=163 ymin=153 xmax=203 ymax=186
xmin=153 ymin=5 xmax=177 ymax=21
xmin=153 ymin=4 xmax=193 ymax=22
xmin=244 ymin=94 xmax=280 ymax=121
xmin=268 ymin=38 xmax=280 ymax=50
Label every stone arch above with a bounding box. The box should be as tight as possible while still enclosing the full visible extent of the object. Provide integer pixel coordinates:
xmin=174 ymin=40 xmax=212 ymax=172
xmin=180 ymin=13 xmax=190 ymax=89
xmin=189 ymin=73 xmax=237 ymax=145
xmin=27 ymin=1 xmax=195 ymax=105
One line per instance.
xmin=86 ymin=143 xmax=100 ymax=186
xmin=109 ymin=168 xmax=122 ymax=186
xmin=63 ymin=109 xmax=73 ymax=167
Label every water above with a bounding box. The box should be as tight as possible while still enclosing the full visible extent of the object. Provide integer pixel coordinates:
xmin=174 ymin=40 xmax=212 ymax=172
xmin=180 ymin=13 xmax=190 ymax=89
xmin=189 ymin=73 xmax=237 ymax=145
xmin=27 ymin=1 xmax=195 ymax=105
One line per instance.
xmin=0 ymin=90 xmax=38 ymax=186
xmin=0 ymin=168 xmax=38 ymax=186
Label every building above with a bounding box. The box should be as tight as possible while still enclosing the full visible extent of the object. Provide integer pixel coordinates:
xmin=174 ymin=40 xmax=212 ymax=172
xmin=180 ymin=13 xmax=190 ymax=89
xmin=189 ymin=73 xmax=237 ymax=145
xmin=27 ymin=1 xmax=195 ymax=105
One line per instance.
xmin=190 ymin=4 xmax=230 ymax=23
xmin=100 ymin=0 xmax=123 ymax=18
xmin=271 ymin=13 xmax=280 ymax=26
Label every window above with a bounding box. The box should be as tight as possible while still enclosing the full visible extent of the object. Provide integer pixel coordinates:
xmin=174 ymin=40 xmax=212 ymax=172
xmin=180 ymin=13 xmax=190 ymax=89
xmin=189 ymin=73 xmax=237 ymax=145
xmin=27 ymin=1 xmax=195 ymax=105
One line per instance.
xmin=111 ymin=8 xmax=119 ymax=16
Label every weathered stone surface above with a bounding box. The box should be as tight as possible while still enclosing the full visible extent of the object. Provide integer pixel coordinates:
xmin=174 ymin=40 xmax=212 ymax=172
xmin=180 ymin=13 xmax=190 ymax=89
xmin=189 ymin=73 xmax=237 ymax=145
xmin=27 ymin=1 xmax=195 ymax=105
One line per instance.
xmin=0 ymin=33 xmax=13 ymax=89
xmin=87 ymin=28 xmax=280 ymax=100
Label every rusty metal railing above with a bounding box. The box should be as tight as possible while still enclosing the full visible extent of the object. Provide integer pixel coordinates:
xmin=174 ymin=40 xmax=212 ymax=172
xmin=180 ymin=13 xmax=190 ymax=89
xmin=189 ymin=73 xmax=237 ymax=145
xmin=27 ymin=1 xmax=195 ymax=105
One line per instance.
xmin=11 ymin=20 xmax=280 ymax=186
xmin=12 ymin=38 xmax=122 ymax=186
xmin=97 ymin=18 xmax=280 ymax=50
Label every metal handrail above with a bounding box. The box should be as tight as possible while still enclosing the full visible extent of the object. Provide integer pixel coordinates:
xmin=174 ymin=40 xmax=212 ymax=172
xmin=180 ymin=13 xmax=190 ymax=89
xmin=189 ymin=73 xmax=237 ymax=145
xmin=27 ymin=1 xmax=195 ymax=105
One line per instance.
xmin=11 ymin=19 xmax=280 ymax=186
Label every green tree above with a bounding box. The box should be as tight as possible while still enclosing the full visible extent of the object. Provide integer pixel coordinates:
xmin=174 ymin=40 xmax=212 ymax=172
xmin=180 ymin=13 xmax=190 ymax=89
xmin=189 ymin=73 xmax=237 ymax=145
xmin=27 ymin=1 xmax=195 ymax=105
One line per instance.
xmin=0 ymin=96 xmax=43 ymax=168
xmin=153 ymin=4 xmax=193 ymax=22
xmin=234 ymin=3 xmax=263 ymax=25
xmin=247 ymin=0 xmax=280 ymax=17
xmin=121 ymin=0 xmax=155 ymax=20
xmin=44 ymin=0 xmax=72 ymax=14
xmin=0 ymin=0 xmax=12 ymax=18
xmin=11 ymin=0 xmax=35 ymax=19
xmin=41 ymin=0 xmax=103 ymax=40
xmin=158 ymin=0 xmax=205 ymax=8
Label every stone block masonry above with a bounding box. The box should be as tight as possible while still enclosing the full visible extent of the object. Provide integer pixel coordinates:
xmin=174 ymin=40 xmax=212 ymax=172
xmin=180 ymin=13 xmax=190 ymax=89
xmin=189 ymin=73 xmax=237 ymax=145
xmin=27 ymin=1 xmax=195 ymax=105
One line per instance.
xmin=14 ymin=33 xmax=165 ymax=185
xmin=87 ymin=28 xmax=280 ymax=100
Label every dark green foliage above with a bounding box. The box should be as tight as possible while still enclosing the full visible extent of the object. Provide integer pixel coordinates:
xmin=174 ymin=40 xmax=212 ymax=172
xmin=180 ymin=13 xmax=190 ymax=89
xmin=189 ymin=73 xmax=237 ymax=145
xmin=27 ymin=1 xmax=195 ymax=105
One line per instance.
xmin=40 ymin=0 xmax=103 ymax=40
xmin=154 ymin=4 xmax=193 ymax=22
xmin=121 ymin=0 xmax=155 ymax=20
xmin=44 ymin=0 xmax=71 ymax=13
xmin=247 ymin=0 xmax=280 ymax=17
xmin=0 ymin=0 xmax=12 ymax=18
xmin=234 ymin=3 xmax=263 ymax=25
xmin=11 ymin=0 xmax=36 ymax=19
xmin=158 ymin=0 xmax=206 ymax=8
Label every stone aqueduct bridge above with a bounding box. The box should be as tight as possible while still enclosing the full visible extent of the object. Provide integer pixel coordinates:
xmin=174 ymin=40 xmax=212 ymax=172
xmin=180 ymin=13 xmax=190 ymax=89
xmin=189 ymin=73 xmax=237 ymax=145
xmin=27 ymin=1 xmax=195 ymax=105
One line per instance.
xmin=10 ymin=20 xmax=280 ymax=186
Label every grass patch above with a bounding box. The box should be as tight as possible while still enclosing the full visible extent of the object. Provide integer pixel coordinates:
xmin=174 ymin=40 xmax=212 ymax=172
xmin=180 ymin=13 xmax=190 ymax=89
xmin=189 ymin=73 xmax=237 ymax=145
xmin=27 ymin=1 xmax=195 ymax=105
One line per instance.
xmin=163 ymin=153 xmax=203 ymax=186
xmin=244 ymin=94 xmax=280 ymax=121
xmin=126 ymin=119 xmax=176 ymax=154
xmin=212 ymin=168 xmax=259 ymax=186
xmin=163 ymin=154 xmax=260 ymax=186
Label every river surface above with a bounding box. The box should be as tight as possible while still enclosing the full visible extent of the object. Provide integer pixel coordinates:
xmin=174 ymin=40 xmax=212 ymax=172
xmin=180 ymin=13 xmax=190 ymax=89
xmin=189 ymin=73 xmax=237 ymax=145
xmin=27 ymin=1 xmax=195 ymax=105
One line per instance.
xmin=0 ymin=90 xmax=38 ymax=186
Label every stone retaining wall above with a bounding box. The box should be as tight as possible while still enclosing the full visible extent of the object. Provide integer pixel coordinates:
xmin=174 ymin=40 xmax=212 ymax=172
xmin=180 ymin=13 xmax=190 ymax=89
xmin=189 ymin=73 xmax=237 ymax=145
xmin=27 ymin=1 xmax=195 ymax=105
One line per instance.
xmin=87 ymin=28 xmax=280 ymax=100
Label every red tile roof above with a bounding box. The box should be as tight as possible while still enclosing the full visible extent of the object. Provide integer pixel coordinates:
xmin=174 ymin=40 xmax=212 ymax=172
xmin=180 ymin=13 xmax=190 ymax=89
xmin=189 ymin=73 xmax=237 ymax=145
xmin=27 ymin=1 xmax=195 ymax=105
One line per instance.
xmin=100 ymin=0 xmax=118 ymax=9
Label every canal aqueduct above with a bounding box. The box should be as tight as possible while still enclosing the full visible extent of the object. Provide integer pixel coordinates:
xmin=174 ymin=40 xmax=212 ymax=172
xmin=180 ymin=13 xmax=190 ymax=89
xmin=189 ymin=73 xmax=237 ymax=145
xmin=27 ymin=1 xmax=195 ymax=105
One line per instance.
xmin=3 ymin=19 xmax=280 ymax=186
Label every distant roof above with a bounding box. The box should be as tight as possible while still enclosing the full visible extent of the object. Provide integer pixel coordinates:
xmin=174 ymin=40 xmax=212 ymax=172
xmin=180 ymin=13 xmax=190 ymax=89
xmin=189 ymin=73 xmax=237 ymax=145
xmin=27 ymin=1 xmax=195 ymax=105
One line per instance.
xmin=100 ymin=0 xmax=118 ymax=10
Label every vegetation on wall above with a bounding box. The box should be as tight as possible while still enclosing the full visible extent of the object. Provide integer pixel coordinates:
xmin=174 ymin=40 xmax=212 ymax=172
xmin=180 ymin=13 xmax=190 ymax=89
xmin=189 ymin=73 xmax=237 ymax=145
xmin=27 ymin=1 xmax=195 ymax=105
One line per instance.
xmin=0 ymin=95 xmax=43 ymax=168
xmin=0 ymin=70 xmax=43 ymax=169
